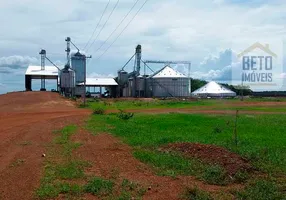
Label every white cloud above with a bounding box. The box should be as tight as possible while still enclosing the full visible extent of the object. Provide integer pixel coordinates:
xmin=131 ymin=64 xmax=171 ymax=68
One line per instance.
xmin=0 ymin=56 xmax=38 ymax=74
xmin=0 ymin=55 xmax=38 ymax=68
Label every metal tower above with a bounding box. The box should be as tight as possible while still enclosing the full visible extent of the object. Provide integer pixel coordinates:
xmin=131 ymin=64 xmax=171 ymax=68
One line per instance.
xmin=39 ymin=49 xmax=46 ymax=91
xmin=65 ymin=37 xmax=71 ymax=69
xmin=134 ymin=45 xmax=142 ymax=75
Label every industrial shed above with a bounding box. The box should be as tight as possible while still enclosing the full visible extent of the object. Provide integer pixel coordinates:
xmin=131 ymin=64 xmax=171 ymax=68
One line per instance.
xmin=25 ymin=65 xmax=59 ymax=91
xmin=77 ymin=78 xmax=118 ymax=97
xmin=192 ymin=81 xmax=236 ymax=98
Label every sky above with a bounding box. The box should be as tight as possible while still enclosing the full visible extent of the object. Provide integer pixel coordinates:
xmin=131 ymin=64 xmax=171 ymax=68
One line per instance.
xmin=0 ymin=0 xmax=286 ymax=94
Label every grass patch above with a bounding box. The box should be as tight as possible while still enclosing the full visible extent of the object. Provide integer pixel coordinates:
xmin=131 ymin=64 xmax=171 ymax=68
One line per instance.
xmin=36 ymin=182 xmax=83 ymax=199
xmin=182 ymin=187 xmax=213 ymax=200
xmin=53 ymin=125 xmax=81 ymax=157
xmin=85 ymin=99 xmax=215 ymax=111
xmin=133 ymin=150 xmax=196 ymax=176
xmin=235 ymin=179 xmax=285 ymax=200
xmin=93 ymin=107 xmax=105 ymax=115
xmin=54 ymin=125 xmax=77 ymax=145
xmin=84 ymin=177 xmax=114 ymax=196
xmin=54 ymin=160 xmax=88 ymax=180
xmin=133 ymin=150 xmax=229 ymax=185
xmin=117 ymin=109 xmax=134 ymax=120
xmin=36 ymin=125 xmax=89 ymax=199
xmin=120 ymin=179 xmax=146 ymax=198
xmin=84 ymin=98 xmax=286 ymax=113
xmin=200 ymin=165 xmax=228 ymax=185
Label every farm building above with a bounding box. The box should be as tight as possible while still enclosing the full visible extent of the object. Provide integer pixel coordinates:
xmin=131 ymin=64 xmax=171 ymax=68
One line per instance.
xmin=192 ymin=81 xmax=236 ymax=98
xmin=77 ymin=78 xmax=118 ymax=97
xmin=25 ymin=65 xmax=59 ymax=91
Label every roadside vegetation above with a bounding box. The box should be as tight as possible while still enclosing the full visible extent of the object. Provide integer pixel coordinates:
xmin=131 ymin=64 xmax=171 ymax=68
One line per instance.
xmin=83 ymin=97 xmax=286 ymax=113
xmin=36 ymin=125 xmax=87 ymax=199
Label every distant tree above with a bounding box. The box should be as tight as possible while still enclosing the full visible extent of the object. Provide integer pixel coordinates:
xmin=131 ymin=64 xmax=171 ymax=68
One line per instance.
xmin=191 ymin=79 xmax=208 ymax=92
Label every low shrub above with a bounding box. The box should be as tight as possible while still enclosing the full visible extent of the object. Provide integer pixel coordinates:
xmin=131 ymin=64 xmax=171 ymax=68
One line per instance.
xmin=93 ymin=107 xmax=105 ymax=115
xmin=117 ymin=109 xmax=134 ymax=120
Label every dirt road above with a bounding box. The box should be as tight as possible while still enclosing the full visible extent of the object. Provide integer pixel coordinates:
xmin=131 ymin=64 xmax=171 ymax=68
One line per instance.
xmin=0 ymin=92 xmax=90 ymax=200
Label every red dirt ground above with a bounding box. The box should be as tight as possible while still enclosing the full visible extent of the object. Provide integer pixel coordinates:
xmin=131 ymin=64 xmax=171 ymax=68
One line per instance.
xmin=0 ymin=92 xmax=90 ymax=200
xmin=72 ymin=130 xmax=242 ymax=200
xmin=160 ymin=143 xmax=252 ymax=176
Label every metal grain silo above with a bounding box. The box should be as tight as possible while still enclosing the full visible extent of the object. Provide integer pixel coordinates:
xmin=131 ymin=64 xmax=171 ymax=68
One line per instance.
xmin=71 ymin=52 xmax=85 ymax=84
xmin=60 ymin=66 xmax=75 ymax=96
xmin=150 ymin=66 xmax=190 ymax=97
xmin=117 ymin=70 xmax=128 ymax=86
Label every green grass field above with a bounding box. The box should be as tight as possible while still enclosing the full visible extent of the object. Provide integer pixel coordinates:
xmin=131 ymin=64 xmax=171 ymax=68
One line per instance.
xmin=87 ymin=113 xmax=286 ymax=175
xmin=84 ymin=98 xmax=286 ymax=198
xmin=84 ymin=98 xmax=286 ymax=112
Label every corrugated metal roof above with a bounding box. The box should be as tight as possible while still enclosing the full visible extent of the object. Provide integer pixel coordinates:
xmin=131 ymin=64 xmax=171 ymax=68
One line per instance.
xmin=151 ymin=66 xmax=187 ymax=78
xmin=77 ymin=78 xmax=118 ymax=86
xmin=25 ymin=65 xmax=59 ymax=76
xmin=192 ymin=81 xmax=236 ymax=95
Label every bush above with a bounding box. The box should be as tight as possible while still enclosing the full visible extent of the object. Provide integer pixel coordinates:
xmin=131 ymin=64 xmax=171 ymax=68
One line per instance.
xmin=117 ymin=109 xmax=134 ymax=120
xmin=93 ymin=107 xmax=105 ymax=115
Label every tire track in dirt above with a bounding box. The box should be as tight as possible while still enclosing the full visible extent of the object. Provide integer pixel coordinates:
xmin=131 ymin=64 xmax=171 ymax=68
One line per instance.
xmin=0 ymin=92 xmax=90 ymax=200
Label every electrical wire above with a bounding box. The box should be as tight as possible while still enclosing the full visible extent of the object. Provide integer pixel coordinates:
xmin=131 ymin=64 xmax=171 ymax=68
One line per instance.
xmin=86 ymin=0 xmax=120 ymax=53
xmin=84 ymin=0 xmax=111 ymax=50
xmin=93 ymin=0 xmax=149 ymax=61
xmin=91 ymin=0 xmax=141 ymax=55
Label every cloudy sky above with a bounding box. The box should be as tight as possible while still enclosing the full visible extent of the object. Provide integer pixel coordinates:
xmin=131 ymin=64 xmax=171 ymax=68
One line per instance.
xmin=0 ymin=0 xmax=286 ymax=93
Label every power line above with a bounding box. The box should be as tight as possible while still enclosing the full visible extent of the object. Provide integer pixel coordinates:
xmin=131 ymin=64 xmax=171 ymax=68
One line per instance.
xmin=86 ymin=0 xmax=120 ymax=53
xmin=94 ymin=0 xmax=149 ymax=61
xmin=91 ymin=0 xmax=141 ymax=55
xmin=84 ymin=0 xmax=111 ymax=50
